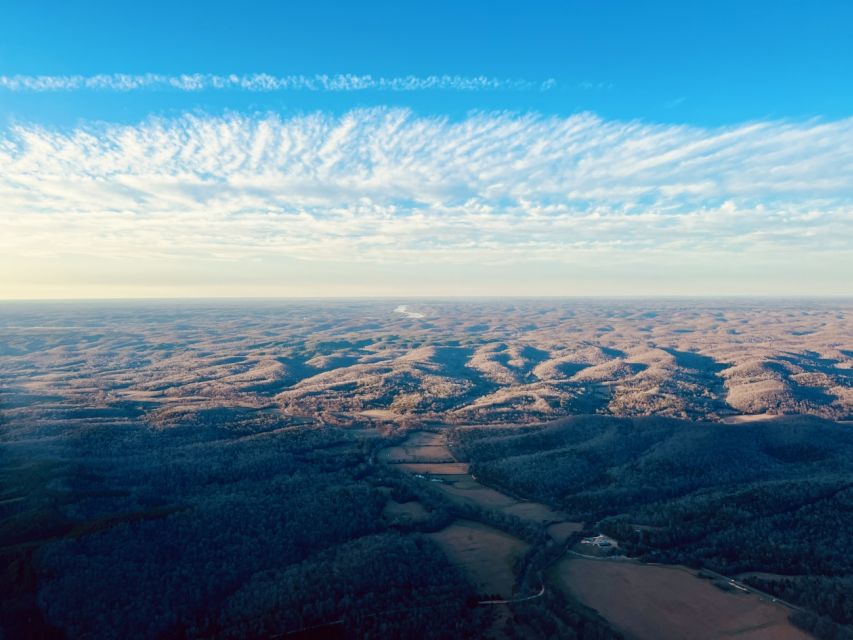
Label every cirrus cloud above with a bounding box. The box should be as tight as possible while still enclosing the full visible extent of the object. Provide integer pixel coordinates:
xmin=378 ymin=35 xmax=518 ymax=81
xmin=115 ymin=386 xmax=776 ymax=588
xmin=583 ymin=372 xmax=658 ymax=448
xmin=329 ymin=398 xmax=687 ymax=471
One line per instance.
xmin=0 ymin=73 xmax=556 ymax=92
xmin=1 ymin=109 xmax=852 ymax=265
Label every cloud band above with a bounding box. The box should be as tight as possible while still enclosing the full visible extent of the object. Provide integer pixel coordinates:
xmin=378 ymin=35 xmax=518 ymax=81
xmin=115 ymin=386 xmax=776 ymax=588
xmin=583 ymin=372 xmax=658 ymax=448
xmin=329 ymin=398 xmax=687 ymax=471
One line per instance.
xmin=0 ymin=73 xmax=556 ymax=92
xmin=1 ymin=109 xmax=851 ymax=264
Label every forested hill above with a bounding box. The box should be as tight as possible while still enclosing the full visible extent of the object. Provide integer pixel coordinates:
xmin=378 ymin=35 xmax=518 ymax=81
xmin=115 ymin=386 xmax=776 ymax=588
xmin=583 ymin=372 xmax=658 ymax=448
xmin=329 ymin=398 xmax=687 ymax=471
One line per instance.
xmin=452 ymin=414 xmax=853 ymax=634
xmin=453 ymin=415 xmax=853 ymax=516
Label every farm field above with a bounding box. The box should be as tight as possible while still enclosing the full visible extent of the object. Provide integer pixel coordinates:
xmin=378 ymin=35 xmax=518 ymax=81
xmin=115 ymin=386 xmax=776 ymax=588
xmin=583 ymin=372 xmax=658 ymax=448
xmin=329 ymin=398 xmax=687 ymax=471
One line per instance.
xmin=377 ymin=432 xmax=455 ymax=462
xmin=386 ymin=430 xmax=571 ymax=525
xmin=500 ymin=501 xmax=568 ymax=524
xmin=550 ymin=557 xmax=811 ymax=640
xmin=432 ymin=479 xmax=518 ymax=509
xmin=426 ymin=520 xmax=529 ymax=598
xmin=396 ymin=461 xmax=470 ymax=474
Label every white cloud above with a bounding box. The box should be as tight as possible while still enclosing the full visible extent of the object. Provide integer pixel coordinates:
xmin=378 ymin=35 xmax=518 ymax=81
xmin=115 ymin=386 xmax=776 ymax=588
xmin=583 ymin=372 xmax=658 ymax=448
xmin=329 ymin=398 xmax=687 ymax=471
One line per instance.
xmin=0 ymin=109 xmax=851 ymax=267
xmin=0 ymin=73 xmax=556 ymax=92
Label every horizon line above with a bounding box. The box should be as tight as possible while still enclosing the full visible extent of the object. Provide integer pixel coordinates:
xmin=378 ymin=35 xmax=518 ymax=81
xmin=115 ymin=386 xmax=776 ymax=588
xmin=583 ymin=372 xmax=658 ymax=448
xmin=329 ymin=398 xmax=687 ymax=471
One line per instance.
xmin=2 ymin=294 xmax=852 ymax=303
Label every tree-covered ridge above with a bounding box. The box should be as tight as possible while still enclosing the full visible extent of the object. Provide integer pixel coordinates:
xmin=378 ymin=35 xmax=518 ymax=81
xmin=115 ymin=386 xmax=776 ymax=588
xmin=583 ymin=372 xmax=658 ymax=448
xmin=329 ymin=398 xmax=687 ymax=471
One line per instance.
xmin=0 ymin=421 xmax=487 ymax=640
xmin=2 ymin=300 xmax=850 ymax=432
xmin=453 ymin=414 xmax=853 ymax=632
xmin=215 ymin=533 xmax=476 ymax=639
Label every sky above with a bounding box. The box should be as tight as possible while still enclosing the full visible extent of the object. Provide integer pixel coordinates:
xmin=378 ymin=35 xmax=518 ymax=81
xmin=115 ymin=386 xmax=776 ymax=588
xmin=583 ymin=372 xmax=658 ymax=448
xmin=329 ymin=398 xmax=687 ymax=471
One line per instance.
xmin=1 ymin=0 xmax=851 ymax=298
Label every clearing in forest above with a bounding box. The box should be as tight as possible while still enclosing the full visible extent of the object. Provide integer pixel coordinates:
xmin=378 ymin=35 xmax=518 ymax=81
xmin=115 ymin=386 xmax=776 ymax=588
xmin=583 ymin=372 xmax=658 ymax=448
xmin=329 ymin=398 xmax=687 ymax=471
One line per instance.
xmin=426 ymin=520 xmax=529 ymax=598
xmin=550 ymin=557 xmax=811 ymax=640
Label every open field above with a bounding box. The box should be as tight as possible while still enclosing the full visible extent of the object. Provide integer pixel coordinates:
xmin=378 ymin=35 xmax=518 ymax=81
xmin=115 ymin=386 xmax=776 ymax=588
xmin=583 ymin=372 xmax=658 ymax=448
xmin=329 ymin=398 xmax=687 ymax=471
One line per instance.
xmin=426 ymin=520 xmax=529 ymax=598
xmin=551 ymin=558 xmax=811 ymax=640
xmin=546 ymin=521 xmax=585 ymax=543
xmin=499 ymin=501 xmax=565 ymax=523
xmin=432 ymin=480 xmax=518 ymax=509
xmin=387 ymin=429 xmax=570 ymax=525
xmin=377 ymin=432 xmax=455 ymax=462
xmin=396 ymin=462 xmax=471 ymax=474
xmin=721 ymin=413 xmax=779 ymax=424
xmin=382 ymin=499 xmax=430 ymax=524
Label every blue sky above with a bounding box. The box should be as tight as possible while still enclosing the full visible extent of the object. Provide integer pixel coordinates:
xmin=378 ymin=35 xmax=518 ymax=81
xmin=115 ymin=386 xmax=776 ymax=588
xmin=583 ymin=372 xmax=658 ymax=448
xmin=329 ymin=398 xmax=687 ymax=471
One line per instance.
xmin=2 ymin=0 xmax=851 ymax=125
xmin=0 ymin=1 xmax=851 ymax=297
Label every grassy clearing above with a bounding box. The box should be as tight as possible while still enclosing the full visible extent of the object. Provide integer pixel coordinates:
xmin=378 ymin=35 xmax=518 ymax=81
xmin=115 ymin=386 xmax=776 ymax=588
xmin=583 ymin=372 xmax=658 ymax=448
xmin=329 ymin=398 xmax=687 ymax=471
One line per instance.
xmin=382 ymin=499 xmax=430 ymax=524
xmin=500 ymin=501 xmax=565 ymax=524
xmin=433 ymin=481 xmax=517 ymax=509
xmin=550 ymin=557 xmax=811 ymax=640
xmin=396 ymin=462 xmax=470 ymax=474
xmin=377 ymin=432 xmax=454 ymax=463
xmin=546 ymin=521 xmax=584 ymax=543
xmin=426 ymin=520 xmax=528 ymax=598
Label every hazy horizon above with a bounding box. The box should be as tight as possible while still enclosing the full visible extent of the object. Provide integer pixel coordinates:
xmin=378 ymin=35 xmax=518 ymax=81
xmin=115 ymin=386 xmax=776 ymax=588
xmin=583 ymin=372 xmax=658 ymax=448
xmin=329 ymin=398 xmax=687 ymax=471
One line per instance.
xmin=3 ymin=294 xmax=853 ymax=303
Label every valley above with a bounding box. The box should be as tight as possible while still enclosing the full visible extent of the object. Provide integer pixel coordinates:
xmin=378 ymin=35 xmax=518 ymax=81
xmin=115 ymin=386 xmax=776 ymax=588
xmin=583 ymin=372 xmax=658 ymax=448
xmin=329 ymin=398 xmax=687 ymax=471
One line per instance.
xmin=1 ymin=299 xmax=852 ymax=639
xmin=378 ymin=426 xmax=817 ymax=639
